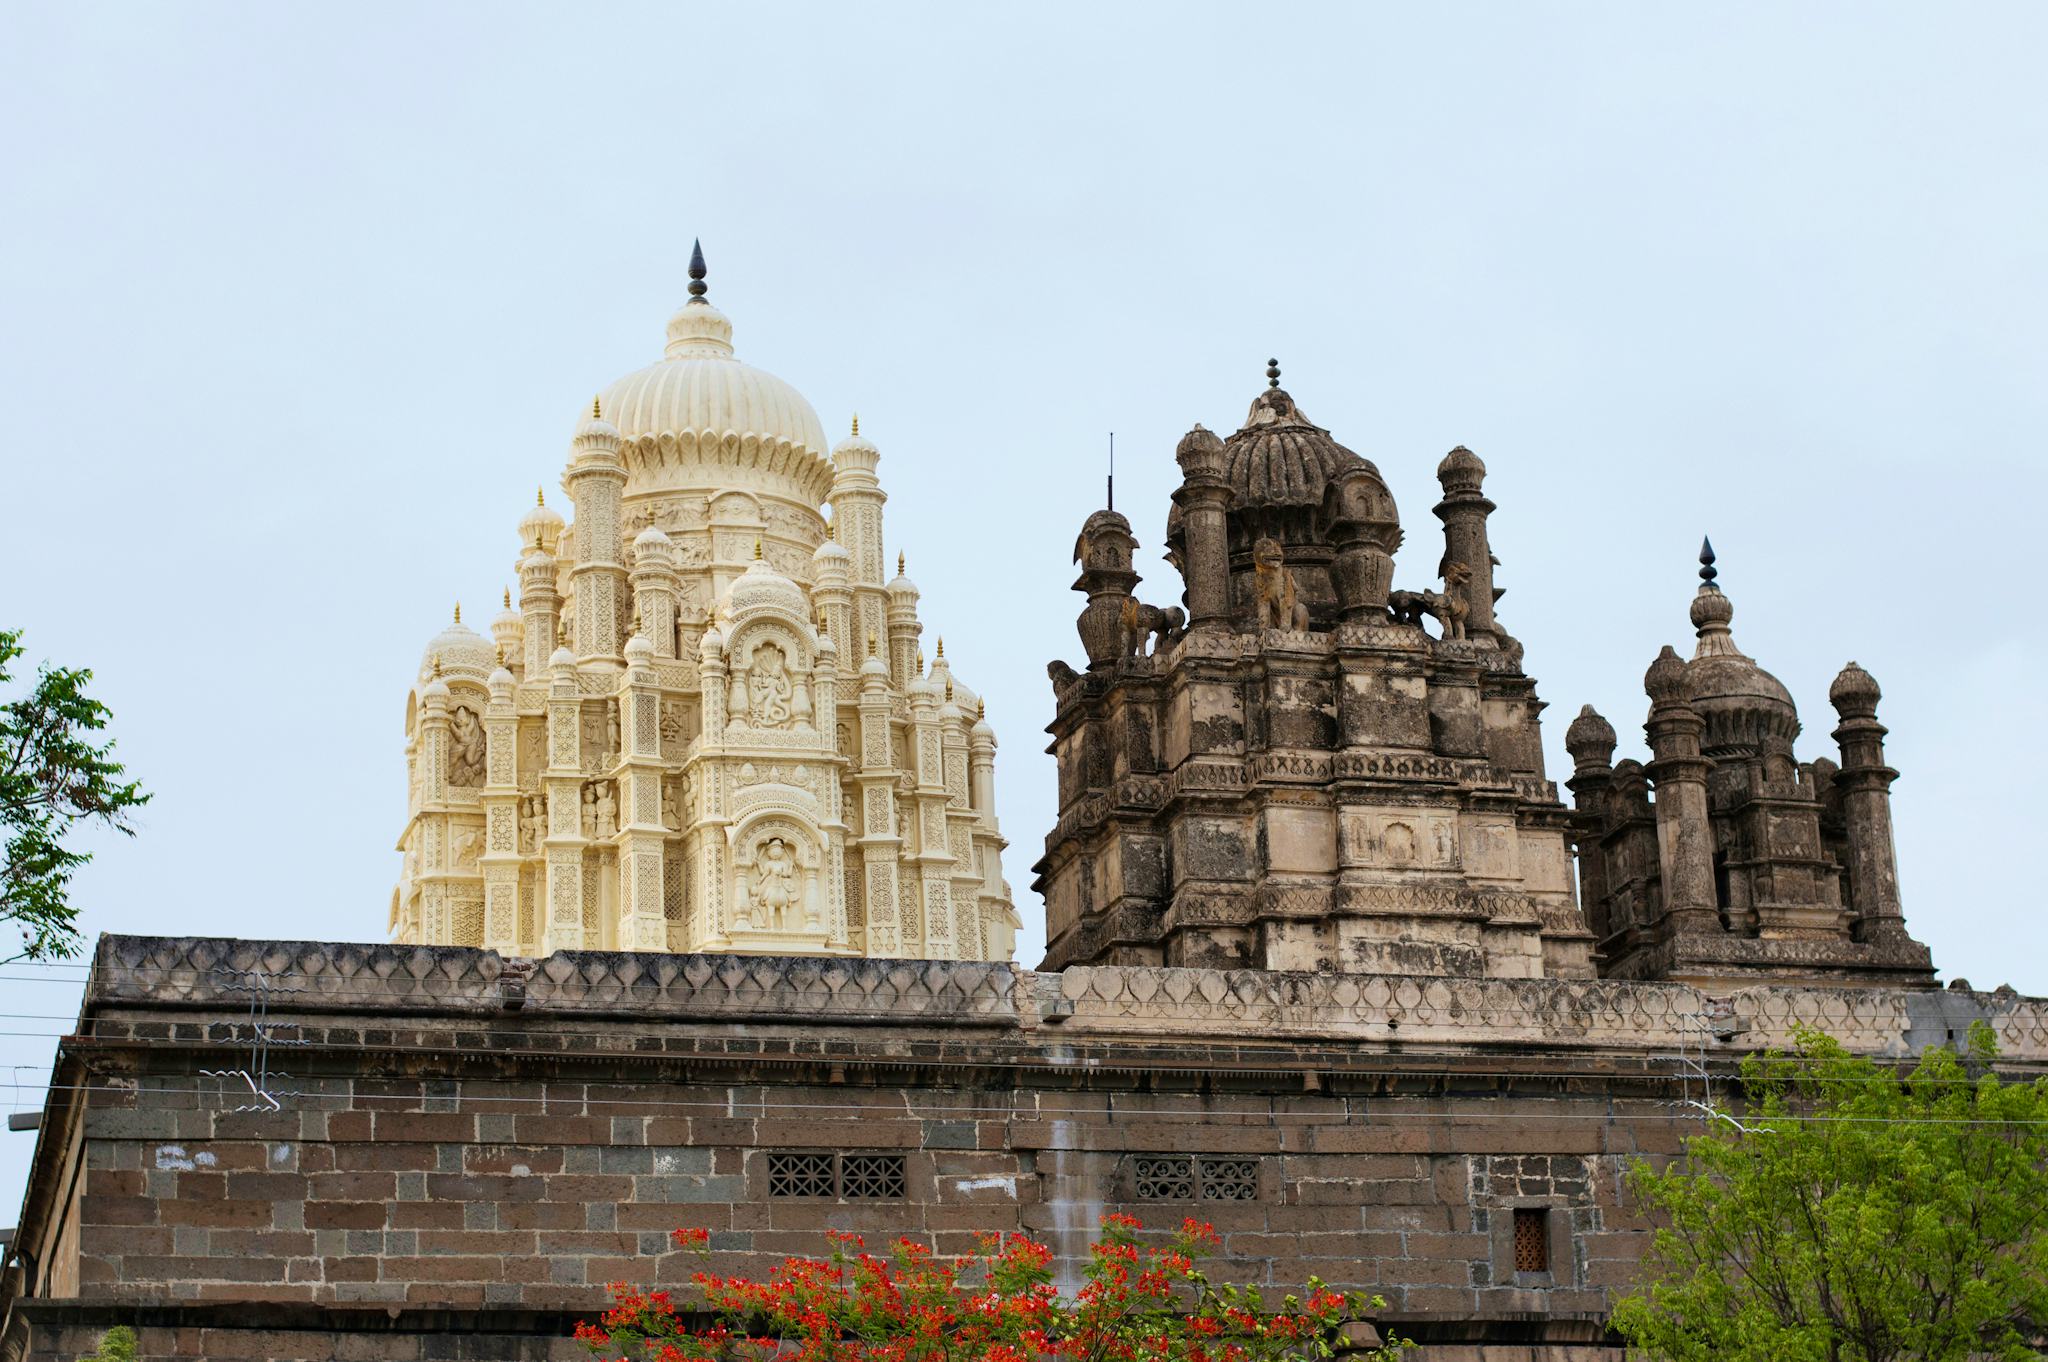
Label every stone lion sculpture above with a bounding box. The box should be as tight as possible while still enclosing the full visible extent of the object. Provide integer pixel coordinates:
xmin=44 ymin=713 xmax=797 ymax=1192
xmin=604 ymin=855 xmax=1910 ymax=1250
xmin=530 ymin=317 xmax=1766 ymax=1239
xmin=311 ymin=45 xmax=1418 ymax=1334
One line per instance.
xmin=1251 ymin=537 xmax=1310 ymax=631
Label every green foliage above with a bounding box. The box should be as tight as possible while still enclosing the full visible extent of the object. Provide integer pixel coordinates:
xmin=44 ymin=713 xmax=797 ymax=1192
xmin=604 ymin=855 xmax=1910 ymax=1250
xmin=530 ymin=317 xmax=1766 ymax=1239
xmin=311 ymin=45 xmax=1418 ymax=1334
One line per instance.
xmin=76 ymin=1325 xmax=138 ymax=1362
xmin=1614 ymin=1022 xmax=2048 ymax=1362
xmin=1 ymin=628 xmax=149 ymax=961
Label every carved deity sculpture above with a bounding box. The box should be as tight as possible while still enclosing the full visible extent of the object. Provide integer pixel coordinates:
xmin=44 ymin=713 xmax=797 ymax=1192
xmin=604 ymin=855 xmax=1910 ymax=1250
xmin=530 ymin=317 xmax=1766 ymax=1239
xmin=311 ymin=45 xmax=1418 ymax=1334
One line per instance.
xmin=1251 ymin=537 xmax=1311 ymax=631
xmin=595 ymin=781 xmax=617 ymax=838
xmin=747 ymin=643 xmax=796 ymax=728
xmin=448 ymin=706 xmax=487 ymax=787
xmin=519 ymin=795 xmax=543 ymax=853
xmin=753 ymin=837 xmax=798 ymax=930
xmin=581 ymin=784 xmax=598 ymax=838
xmin=606 ymin=700 xmax=621 ymax=758
xmin=660 ymin=781 xmax=679 ymax=831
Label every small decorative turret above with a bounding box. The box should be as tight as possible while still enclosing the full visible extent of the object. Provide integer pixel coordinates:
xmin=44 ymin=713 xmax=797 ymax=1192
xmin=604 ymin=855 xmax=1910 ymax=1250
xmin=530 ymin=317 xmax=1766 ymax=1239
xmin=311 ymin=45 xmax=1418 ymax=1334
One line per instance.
xmin=1564 ymin=704 xmax=1618 ymax=777
xmin=1069 ymin=509 xmax=1139 ymax=669
xmin=1829 ymin=661 xmax=1910 ymax=943
xmin=1432 ymin=445 xmax=1499 ymax=642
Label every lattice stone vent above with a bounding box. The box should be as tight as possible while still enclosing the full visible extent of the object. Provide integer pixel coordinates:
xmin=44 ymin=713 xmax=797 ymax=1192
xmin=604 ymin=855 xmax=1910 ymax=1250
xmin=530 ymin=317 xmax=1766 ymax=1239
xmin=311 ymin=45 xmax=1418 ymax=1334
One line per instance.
xmin=767 ymin=1151 xmax=905 ymax=1200
xmin=1130 ymin=1155 xmax=1261 ymax=1201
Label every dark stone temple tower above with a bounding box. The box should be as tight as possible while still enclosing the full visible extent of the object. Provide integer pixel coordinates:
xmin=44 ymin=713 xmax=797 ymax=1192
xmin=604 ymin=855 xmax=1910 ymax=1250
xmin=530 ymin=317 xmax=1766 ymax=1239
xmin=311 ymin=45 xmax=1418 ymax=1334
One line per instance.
xmin=1036 ymin=365 xmax=1595 ymax=977
xmin=1035 ymin=370 xmax=1934 ymax=990
xmin=1564 ymin=542 xmax=1933 ymax=988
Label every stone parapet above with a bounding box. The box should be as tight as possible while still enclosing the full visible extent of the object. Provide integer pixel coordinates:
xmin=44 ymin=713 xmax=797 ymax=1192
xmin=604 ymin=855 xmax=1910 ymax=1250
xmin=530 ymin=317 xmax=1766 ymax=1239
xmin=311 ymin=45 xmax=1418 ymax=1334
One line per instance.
xmin=81 ymin=935 xmax=2048 ymax=1062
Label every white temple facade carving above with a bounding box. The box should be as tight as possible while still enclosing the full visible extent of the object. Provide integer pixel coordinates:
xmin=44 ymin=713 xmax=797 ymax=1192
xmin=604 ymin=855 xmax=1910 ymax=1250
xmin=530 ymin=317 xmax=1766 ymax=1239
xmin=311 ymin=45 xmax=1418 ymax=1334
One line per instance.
xmin=392 ymin=247 xmax=1020 ymax=961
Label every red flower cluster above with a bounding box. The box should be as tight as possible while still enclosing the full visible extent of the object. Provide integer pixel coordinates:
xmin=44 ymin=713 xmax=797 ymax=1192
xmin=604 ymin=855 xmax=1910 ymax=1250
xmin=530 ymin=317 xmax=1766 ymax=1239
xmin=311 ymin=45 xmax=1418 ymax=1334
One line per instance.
xmin=576 ymin=1214 xmax=1404 ymax=1362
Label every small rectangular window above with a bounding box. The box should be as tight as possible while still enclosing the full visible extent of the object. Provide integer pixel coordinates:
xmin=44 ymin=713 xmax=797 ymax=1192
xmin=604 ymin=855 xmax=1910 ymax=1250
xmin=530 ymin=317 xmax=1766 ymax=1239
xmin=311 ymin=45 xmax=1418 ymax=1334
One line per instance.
xmin=1513 ymin=1207 xmax=1550 ymax=1272
xmin=1133 ymin=1155 xmax=1195 ymax=1200
xmin=768 ymin=1152 xmax=835 ymax=1198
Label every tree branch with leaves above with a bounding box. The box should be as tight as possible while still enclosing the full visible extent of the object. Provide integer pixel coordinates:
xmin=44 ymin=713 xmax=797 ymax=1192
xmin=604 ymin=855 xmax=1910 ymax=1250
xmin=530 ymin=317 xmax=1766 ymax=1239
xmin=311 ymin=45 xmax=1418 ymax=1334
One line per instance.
xmin=1 ymin=627 xmax=149 ymax=961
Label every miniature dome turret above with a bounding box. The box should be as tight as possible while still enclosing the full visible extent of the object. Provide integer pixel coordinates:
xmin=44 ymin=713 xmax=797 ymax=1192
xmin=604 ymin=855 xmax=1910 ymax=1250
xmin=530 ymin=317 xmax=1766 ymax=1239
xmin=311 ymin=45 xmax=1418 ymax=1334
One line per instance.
xmin=519 ymin=488 xmax=566 ymax=555
xmin=421 ymin=605 xmax=496 ymax=681
xmin=1175 ymin=423 xmax=1226 ymax=478
xmin=1682 ymin=540 xmax=1799 ymax=758
xmin=722 ymin=543 xmax=808 ymax=620
xmin=490 ymin=588 xmax=523 ymax=658
xmin=831 ymin=414 xmax=880 ymax=475
xmin=887 ymin=551 xmax=920 ymax=602
xmin=1645 ymin=645 xmax=1690 ymax=705
xmin=1829 ymin=661 xmax=1882 ymax=717
xmin=1564 ymin=704 xmax=1618 ymax=770
xmin=1436 ymin=445 xmax=1487 ymax=494
xmin=811 ymin=521 xmax=852 ymax=579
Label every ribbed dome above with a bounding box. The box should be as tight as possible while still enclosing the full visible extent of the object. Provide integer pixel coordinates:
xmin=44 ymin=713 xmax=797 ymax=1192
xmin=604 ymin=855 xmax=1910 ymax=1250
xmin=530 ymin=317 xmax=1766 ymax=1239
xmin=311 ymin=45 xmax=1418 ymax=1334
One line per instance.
xmin=420 ymin=615 xmax=496 ymax=682
xmin=1683 ymin=584 xmax=1800 ymax=756
xmin=599 ymin=286 xmax=834 ymax=505
xmin=721 ymin=553 xmax=809 ymax=621
xmin=1222 ymin=387 xmax=1368 ymax=510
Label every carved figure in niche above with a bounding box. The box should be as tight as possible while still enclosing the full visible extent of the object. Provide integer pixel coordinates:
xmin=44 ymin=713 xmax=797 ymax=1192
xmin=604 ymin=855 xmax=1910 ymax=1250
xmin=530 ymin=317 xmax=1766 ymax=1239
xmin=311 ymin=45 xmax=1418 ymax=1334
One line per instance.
xmin=1432 ymin=821 xmax=1455 ymax=866
xmin=752 ymin=837 xmax=799 ymax=930
xmin=746 ymin=643 xmax=796 ymax=728
xmin=1431 ymin=561 xmax=1471 ymax=641
xmin=454 ymin=827 xmax=482 ymax=870
xmin=519 ymin=796 xmax=544 ymax=853
xmin=660 ymin=782 xmax=679 ymax=831
xmin=581 ymin=784 xmax=598 ymax=838
xmin=595 ymin=781 xmax=617 ymax=838
xmin=1251 ymin=537 xmax=1311 ymax=631
xmin=606 ymin=700 xmax=621 ymax=757
xmin=448 ymin=706 xmax=487 ymax=787
xmin=1119 ymin=599 xmax=1187 ymax=658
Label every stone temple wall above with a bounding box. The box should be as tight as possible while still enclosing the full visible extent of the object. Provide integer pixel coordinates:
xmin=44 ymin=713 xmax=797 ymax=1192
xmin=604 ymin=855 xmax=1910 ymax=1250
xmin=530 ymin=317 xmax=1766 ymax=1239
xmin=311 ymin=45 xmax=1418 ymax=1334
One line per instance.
xmin=4 ymin=936 xmax=2045 ymax=1361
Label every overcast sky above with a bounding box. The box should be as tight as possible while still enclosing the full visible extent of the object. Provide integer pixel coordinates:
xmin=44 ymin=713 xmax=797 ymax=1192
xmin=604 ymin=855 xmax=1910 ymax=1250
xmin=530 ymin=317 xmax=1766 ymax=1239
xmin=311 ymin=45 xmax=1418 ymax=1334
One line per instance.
xmin=4 ymin=3 xmax=2045 ymax=1213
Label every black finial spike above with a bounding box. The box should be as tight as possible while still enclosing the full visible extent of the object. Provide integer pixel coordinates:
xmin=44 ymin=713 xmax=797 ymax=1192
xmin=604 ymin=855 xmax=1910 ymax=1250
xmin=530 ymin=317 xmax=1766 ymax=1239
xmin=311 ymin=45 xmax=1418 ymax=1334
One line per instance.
xmin=1107 ymin=432 xmax=1114 ymax=511
xmin=1698 ymin=535 xmax=1717 ymax=585
xmin=688 ymin=239 xmax=708 ymax=300
xmin=1266 ymin=357 xmax=1281 ymax=389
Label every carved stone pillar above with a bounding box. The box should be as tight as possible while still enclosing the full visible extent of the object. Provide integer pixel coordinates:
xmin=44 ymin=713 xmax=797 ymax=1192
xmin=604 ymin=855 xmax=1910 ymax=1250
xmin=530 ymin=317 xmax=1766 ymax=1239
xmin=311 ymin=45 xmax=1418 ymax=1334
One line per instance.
xmin=1432 ymin=446 xmax=1498 ymax=642
xmin=541 ymin=646 xmax=587 ymax=952
xmin=481 ymin=663 xmax=522 ymax=954
xmin=1071 ymin=510 xmax=1139 ymax=669
xmin=566 ymin=405 xmax=628 ymax=669
xmin=1829 ymin=662 xmax=1910 ymax=943
xmin=615 ymin=636 xmax=668 ymax=951
xmin=518 ymin=543 xmax=560 ymax=680
xmin=1172 ymin=426 xmax=1233 ymax=628
xmin=1643 ymin=646 xmax=1719 ymax=934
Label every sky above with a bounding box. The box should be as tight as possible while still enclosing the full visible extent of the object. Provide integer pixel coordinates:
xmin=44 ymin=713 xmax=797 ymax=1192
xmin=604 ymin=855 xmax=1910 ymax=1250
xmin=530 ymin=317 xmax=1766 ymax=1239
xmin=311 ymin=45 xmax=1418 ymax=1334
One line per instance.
xmin=3 ymin=2 xmax=2045 ymax=1217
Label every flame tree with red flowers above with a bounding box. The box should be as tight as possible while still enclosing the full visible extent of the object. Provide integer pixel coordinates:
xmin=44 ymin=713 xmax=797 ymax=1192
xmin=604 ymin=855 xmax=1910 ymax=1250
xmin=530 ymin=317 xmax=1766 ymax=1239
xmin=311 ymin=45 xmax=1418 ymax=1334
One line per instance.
xmin=577 ymin=1215 xmax=1408 ymax=1362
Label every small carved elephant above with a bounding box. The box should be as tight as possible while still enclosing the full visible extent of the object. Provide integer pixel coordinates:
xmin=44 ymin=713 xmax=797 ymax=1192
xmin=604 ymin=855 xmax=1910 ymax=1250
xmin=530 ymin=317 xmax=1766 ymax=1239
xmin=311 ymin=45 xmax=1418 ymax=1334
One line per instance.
xmin=1120 ymin=598 xmax=1186 ymax=658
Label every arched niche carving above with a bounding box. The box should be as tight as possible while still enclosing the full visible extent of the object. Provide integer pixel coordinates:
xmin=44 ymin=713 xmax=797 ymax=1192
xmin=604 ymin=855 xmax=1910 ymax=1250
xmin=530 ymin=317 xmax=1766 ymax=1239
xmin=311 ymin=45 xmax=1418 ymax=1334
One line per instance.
xmin=722 ymin=623 xmax=816 ymax=732
xmin=725 ymin=811 xmax=826 ymax=933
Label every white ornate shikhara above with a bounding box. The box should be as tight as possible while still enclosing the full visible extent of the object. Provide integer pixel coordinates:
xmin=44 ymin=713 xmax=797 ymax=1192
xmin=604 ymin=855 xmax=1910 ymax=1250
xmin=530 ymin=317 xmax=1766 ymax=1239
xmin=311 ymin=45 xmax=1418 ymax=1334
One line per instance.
xmin=392 ymin=261 xmax=1021 ymax=961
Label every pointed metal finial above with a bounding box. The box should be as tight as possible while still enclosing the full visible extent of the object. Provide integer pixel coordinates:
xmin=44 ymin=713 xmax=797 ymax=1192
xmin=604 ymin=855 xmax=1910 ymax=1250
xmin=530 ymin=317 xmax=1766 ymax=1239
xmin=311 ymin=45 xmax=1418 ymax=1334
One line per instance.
xmin=753 ymin=538 xmax=763 ymax=561
xmin=503 ymin=587 xmax=511 ymax=608
xmin=851 ymin=413 xmax=859 ymax=437
xmin=495 ymin=643 xmax=506 ymax=667
xmin=536 ymin=486 xmax=546 ymax=507
xmin=867 ymin=633 xmax=877 ymax=657
xmin=897 ymin=551 xmax=906 ymax=577
xmin=432 ymin=654 xmax=444 ymax=678
xmin=976 ymin=699 xmax=986 ymax=720
xmin=688 ymin=239 xmax=708 ymax=300
xmin=1267 ymin=358 xmax=1281 ymax=389
xmin=591 ymin=395 xmax=602 ymax=420
xmin=453 ymin=603 xmax=461 ymax=624
xmin=1698 ymin=536 xmax=1718 ymax=585
xmin=945 ymin=679 xmax=954 ymax=702
xmin=825 ymin=519 xmax=835 ymax=542
xmin=936 ymin=637 xmax=945 ymax=660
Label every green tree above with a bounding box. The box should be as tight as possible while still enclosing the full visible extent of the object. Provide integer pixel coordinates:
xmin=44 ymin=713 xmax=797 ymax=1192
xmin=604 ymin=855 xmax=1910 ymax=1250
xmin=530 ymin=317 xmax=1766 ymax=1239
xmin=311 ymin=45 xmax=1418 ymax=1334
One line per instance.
xmin=75 ymin=1326 xmax=138 ymax=1362
xmin=1 ymin=628 xmax=149 ymax=961
xmin=1614 ymin=1022 xmax=2048 ymax=1362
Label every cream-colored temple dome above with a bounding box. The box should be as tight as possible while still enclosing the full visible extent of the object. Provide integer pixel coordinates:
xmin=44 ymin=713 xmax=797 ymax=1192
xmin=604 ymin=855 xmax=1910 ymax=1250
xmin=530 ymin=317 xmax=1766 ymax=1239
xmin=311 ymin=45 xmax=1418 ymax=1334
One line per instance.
xmin=597 ymin=245 xmax=832 ymax=505
xmin=722 ymin=549 xmax=809 ymax=620
xmin=419 ymin=611 xmax=496 ymax=680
